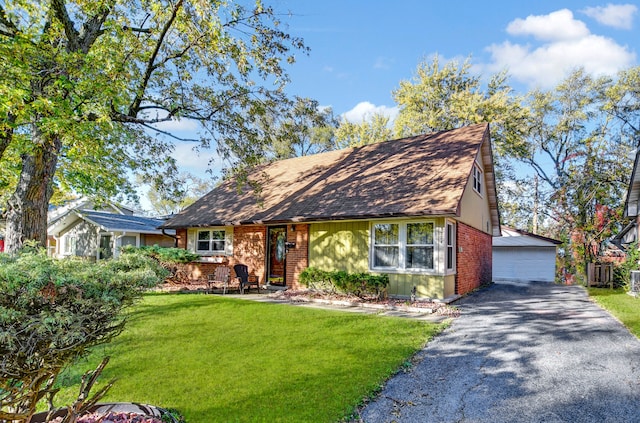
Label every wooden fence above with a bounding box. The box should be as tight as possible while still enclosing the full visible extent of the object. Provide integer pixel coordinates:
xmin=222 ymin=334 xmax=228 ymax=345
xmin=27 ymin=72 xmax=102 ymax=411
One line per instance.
xmin=587 ymin=263 xmax=613 ymax=288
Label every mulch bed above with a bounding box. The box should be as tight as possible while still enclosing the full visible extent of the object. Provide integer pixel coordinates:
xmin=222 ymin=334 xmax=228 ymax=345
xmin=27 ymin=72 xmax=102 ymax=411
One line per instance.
xmin=272 ymin=289 xmax=461 ymax=317
xmin=150 ymin=284 xmax=460 ymax=317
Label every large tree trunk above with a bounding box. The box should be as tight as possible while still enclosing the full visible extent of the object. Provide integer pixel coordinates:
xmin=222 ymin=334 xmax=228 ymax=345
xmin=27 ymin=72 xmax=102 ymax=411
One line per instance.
xmin=4 ymin=127 xmax=62 ymax=254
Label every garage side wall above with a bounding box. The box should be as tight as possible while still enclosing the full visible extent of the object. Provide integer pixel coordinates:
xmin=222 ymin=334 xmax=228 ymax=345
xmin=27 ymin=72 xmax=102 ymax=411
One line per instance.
xmin=457 ymin=221 xmax=492 ymax=294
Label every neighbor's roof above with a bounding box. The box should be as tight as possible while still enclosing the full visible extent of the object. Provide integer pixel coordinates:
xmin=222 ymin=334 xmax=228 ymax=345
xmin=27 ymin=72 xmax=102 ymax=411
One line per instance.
xmin=163 ymin=123 xmax=500 ymax=232
xmin=493 ymin=226 xmax=562 ymax=247
xmin=48 ymin=209 xmax=174 ymax=236
xmin=79 ymin=210 xmax=172 ymax=235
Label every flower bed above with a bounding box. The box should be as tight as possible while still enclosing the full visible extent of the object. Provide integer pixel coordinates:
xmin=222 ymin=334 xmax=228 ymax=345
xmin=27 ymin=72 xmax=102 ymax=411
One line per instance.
xmin=30 ymin=403 xmax=182 ymax=423
xmin=273 ymin=289 xmax=461 ymax=317
xmin=50 ymin=411 xmax=163 ymax=423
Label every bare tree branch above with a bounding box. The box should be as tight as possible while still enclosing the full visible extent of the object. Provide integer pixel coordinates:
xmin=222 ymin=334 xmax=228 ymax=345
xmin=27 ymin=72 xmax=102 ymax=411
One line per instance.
xmin=128 ymin=0 xmax=183 ymax=117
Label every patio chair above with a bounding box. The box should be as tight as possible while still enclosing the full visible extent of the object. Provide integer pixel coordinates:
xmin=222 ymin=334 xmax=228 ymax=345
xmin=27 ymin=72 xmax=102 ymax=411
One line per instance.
xmin=234 ymin=264 xmax=260 ymax=294
xmin=207 ymin=266 xmax=232 ymax=294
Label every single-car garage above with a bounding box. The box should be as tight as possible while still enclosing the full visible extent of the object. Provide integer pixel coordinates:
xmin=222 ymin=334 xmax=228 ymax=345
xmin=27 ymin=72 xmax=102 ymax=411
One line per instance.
xmin=493 ymin=227 xmax=561 ymax=283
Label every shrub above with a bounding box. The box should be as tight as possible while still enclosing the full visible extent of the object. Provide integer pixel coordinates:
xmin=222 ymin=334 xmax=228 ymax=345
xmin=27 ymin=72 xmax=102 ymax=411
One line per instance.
xmin=0 ymin=246 xmax=168 ymax=422
xmin=299 ymin=267 xmax=389 ymax=300
xmin=613 ymin=242 xmax=640 ymax=289
xmin=120 ymin=245 xmax=200 ymax=264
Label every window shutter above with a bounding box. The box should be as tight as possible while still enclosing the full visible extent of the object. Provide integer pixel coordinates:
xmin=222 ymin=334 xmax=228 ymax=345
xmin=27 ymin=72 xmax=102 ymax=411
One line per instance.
xmin=187 ymin=229 xmax=196 ymax=252
xmin=225 ymin=227 xmax=234 ymax=256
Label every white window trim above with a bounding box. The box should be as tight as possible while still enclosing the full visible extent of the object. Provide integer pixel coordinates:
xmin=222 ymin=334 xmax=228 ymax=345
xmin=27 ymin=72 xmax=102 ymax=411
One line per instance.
xmin=63 ymin=234 xmax=76 ymax=256
xmin=472 ymin=164 xmax=483 ymax=196
xmin=196 ymin=228 xmax=227 ymax=254
xmin=445 ymin=220 xmax=456 ymax=275
xmin=188 ymin=227 xmax=233 ymax=256
xmin=370 ymin=220 xmax=439 ymax=274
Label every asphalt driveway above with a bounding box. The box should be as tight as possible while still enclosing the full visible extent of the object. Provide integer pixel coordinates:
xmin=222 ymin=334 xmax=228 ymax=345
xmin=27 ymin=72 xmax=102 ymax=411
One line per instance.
xmin=359 ymin=281 xmax=640 ymax=423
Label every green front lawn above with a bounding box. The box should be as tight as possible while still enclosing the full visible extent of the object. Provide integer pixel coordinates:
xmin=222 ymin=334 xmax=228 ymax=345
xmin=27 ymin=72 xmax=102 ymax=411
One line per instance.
xmin=588 ymin=288 xmax=640 ymax=338
xmin=55 ymin=294 xmax=446 ymax=422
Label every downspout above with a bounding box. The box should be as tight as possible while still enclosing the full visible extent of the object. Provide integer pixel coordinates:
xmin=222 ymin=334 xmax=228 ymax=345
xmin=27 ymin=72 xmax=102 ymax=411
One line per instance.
xmin=95 ymin=227 xmax=101 ymax=261
xmin=162 ymin=228 xmax=179 ymax=248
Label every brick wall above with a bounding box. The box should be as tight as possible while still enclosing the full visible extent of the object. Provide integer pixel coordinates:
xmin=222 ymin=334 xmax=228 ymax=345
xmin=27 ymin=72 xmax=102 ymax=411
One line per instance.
xmin=176 ymin=229 xmax=187 ymax=249
xmin=142 ymin=233 xmax=176 ymax=248
xmin=456 ymin=221 xmax=492 ymax=295
xmin=174 ymin=224 xmax=309 ymax=289
xmin=174 ymin=226 xmax=266 ymax=283
xmin=286 ymin=224 xmax=309 ymax=290
xmin=232 ymin=225 xmax=266 ymax=282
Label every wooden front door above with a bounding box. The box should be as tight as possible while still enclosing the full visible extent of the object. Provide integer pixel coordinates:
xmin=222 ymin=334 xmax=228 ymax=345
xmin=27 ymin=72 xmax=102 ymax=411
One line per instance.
xmin=267 ymin=226 xmax=287 ymax=286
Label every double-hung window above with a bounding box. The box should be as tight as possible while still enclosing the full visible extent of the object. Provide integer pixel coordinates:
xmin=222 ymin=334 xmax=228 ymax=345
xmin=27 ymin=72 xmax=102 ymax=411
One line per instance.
xmin=472 ymin=164 xmax=483 ymax=195
xmin=446 ymin=221 xmax=456 ymax=272
xmin=197 ymin=229 xmax=226 ymax=254
xmin=406 ymin=222 xmax=434 ymax=269
xmin=372 ymin=222 xmax=435 ymax=271
xmin=373 ymin=224 xmax=399 ymax=268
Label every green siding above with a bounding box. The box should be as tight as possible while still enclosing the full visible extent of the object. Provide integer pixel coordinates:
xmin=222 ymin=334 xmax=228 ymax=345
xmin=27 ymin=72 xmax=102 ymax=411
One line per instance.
xmin=309 ymin=221 xmax=369 ymax=272
xmin=388 ymin=274 xmax=445 ymax=299
xmin=309 ymin=219 xmax=451 ymax=299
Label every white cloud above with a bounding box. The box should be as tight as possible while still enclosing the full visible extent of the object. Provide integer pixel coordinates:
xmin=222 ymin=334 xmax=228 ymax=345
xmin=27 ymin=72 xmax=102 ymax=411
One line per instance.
xmin=507 ymin=9 xmax=589 ymax=41
xmin=171 ymin=142 xmax=221 ymax=176
xmin=582 ymin=4 xmax=638 ymax=29
xmin=485 ymin=9 xmax=636 ymax=88
xmin=342 ymin=101 xmax=399 ymax=123
xmin=152 ymin=117 xmax=199 ymax=133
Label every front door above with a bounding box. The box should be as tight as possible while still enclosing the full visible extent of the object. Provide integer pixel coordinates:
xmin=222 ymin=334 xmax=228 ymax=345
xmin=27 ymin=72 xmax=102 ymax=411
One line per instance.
xmin=267 ymin=226 xmax=287 ymax=286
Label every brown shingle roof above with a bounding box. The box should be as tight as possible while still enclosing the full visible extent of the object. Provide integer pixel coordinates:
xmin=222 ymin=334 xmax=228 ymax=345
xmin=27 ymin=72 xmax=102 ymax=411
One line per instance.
xmin=162 ymin=123 xmax=493 ymax=228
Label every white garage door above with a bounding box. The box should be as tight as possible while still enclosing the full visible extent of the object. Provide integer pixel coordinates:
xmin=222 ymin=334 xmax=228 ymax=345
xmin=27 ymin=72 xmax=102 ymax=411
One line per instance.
xmin=492 ymin=247 xmax=556 ymax=282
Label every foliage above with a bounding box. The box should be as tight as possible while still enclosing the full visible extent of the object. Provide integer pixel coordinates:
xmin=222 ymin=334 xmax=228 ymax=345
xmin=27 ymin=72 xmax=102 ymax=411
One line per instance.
xmin=143 ymin=172 xmax=217 ymax=216
xmin=0 ymin=0 xmax=308 ymax=252
xmin=265 ymin=97 xmax=339 ymax=159
xmin=0 ymin=246 xmax=168 ymax=422
xmin=299 ymin=267 xmax=389 ymax=300
xmin=54 ymin=294 xmax=445 ymax=422
xmin=588 ymin=288 xmax=640 ymax=339
xmin=511 ymin=69 xmax=636 ymax=281
xmin=613 ymin=243 xmax=639 ymax=289
xmin=391 ymin=55 xmax=530 ymax=159
xmin=334 ymin=113 xmax=393 ymax=148
xmin=120 ymin=245 xmax=199 ymax=265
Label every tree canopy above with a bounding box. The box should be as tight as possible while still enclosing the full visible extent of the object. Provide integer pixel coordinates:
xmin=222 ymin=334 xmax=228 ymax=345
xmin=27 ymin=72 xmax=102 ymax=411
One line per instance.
xmin=0 ymin=0 xmax=308 ymax=252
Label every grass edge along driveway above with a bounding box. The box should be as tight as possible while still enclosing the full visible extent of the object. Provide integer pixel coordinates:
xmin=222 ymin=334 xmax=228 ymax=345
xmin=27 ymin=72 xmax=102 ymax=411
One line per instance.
xmin=588 ymin=287 xmax=640 ymax=338
xmin=55 ymin=293 xmax=446 ymax=422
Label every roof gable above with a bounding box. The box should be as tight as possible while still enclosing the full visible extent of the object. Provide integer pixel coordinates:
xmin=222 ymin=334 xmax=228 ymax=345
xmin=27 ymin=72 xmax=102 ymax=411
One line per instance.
xmin=493 ymin=226 xmax=561 ymax=247
xmin=164 ymin=124 xmax=499 ymax=228
xmin=48 ymin=210 xmax=171 ymax=236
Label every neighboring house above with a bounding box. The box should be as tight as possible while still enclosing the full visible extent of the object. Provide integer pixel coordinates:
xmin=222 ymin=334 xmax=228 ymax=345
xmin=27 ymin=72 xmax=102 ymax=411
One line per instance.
xmin=492 ymin=226 xmax=561 ymax=283
xmin=623 ymin=148 xmax=640 ymax=249
xmin=161 ymin=123 xmax=501 ymax=299
xmin=48 ymin=202 xmax=175 ymax=260
xmin=612 ymin=221 xmax=637 ymax=251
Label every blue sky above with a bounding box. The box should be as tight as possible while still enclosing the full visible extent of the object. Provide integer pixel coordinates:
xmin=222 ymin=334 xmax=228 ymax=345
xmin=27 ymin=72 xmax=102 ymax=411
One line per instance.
xmin=152 ymin=1 xmax=639 ymax=210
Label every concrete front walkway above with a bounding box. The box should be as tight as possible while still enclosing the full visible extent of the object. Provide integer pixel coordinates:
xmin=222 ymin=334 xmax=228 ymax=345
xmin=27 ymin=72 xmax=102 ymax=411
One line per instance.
xmin=359 ymin=281 xmax=640 ymax=423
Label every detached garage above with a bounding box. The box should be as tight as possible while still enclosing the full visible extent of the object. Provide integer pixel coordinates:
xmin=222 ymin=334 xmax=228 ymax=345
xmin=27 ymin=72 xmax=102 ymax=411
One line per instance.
xmin=493 ymin=227 xmax=561 ymax=283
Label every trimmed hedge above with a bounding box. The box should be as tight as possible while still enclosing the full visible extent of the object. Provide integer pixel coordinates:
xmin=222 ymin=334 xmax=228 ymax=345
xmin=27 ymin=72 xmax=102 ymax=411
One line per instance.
xmin=299 ymin=267 xmax=389 ymax=300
